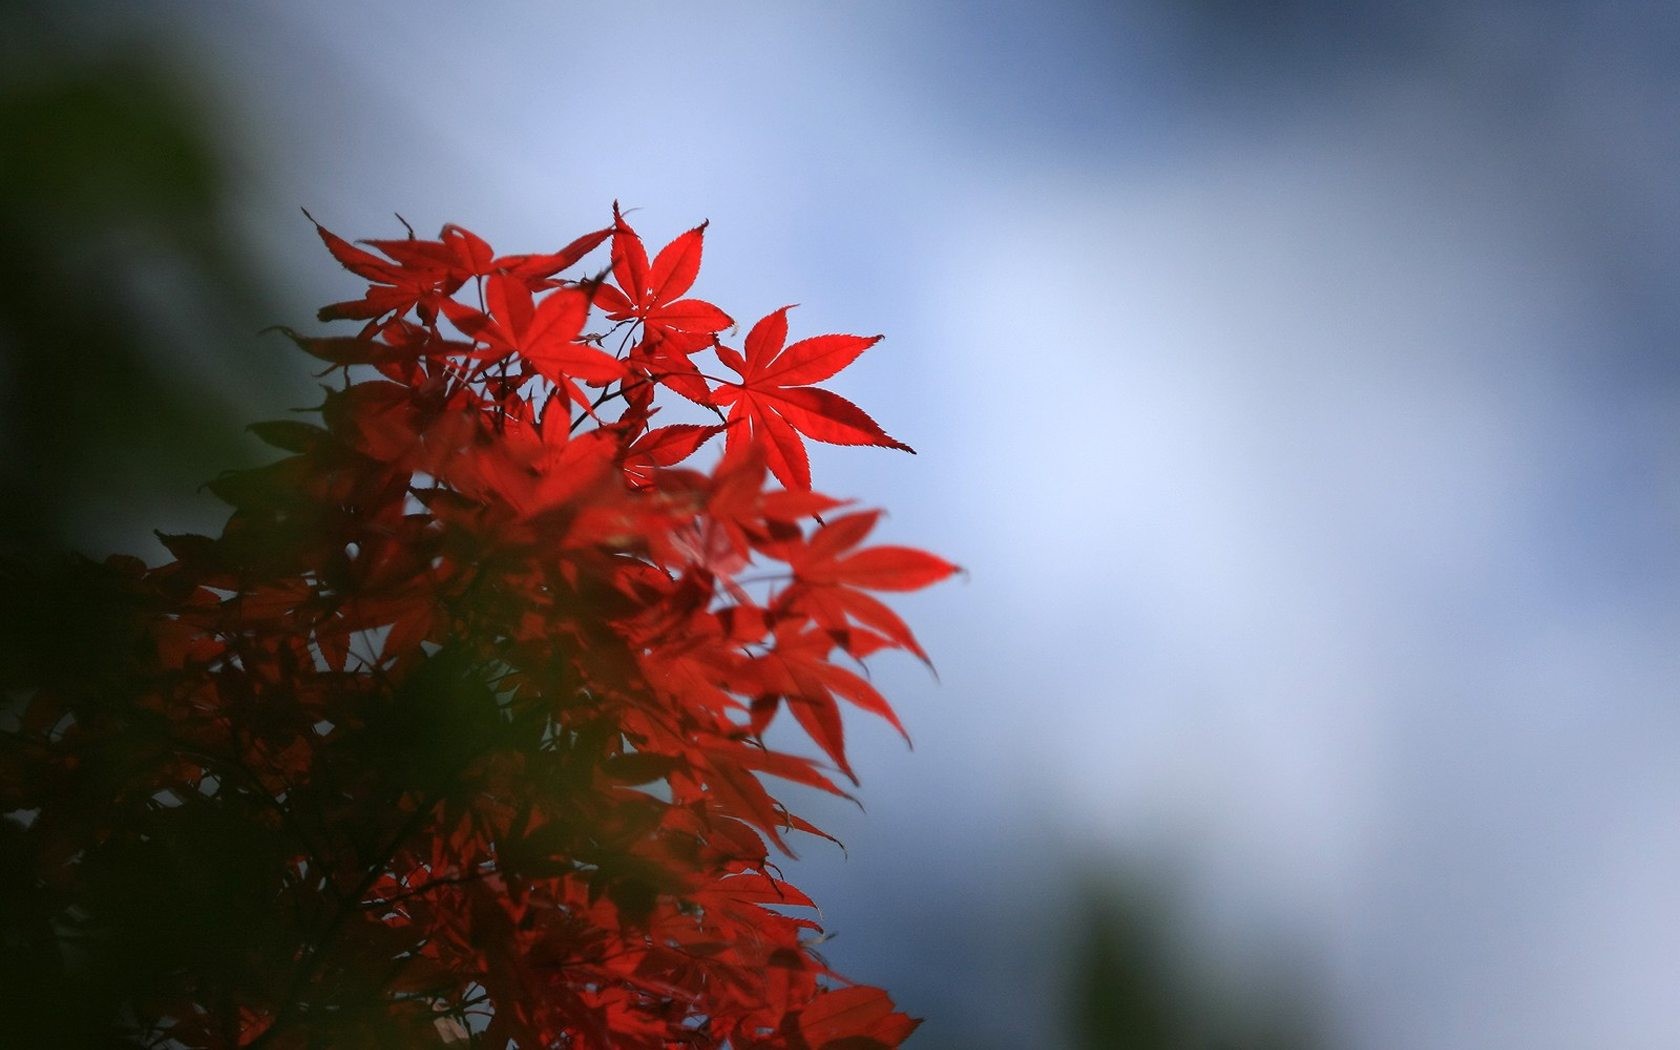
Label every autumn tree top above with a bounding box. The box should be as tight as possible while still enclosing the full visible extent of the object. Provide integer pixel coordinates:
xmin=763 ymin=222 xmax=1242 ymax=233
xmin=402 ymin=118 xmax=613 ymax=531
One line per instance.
xmin=2 ymin=205 xmax=953 ymax=1048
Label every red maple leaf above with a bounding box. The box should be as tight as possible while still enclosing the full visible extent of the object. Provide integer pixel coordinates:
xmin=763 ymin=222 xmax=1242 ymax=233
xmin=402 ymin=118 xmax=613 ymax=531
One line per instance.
xmin=311 ymin=214 xmax=609 ymax=329
xmin=622 ymin=423 xmax=729 ymax=488
xmin=765 ymin=509 xmax=958 ymax=664
xmin=713 ymin=306 xmax=913 ymax=490
xmin=750 ymin=621 xmax=909 ymax=783
xmin=593 ymin=203 xmax=733 ymax=340
xmin=440 ymin=275 xmax=625 ymax=412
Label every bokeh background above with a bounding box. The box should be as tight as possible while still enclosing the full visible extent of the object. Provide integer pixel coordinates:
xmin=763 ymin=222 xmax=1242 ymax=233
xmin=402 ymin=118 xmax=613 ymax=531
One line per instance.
xmin=7 ymin=2 xmax=1680 ymax=1046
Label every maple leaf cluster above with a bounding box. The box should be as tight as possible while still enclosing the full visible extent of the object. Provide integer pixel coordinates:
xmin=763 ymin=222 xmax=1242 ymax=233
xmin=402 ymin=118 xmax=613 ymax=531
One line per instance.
xmin=0 ymin=207 xmax=953 ymax=1047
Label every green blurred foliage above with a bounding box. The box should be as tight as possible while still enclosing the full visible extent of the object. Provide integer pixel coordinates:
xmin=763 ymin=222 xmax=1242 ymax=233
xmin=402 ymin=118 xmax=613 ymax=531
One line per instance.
xmin=1068 ymin=873 xmax=1323 ymax=1050
xmin=0 ymin=4 xmax=290 ymax=560
xmin=0 ymin=11 xmax=302 ymax=1041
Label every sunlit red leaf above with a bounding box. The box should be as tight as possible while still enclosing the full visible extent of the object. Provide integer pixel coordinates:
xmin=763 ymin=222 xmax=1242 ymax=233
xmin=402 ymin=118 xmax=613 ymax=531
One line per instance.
xmin=714 ymin=307 xmax=912 ymax=490
xmin=596 ymin=204 xmax=734 ymax=340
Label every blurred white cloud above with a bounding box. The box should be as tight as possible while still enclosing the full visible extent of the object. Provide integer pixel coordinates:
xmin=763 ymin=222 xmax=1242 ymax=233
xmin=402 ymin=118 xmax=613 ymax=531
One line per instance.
xmin=917 ymin=59 xmax=1680 ymax=1048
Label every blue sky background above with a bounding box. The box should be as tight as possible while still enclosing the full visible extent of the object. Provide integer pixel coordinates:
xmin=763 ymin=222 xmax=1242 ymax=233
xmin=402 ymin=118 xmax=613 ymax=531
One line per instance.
xmin=48 ymin=3 xmax=1680 ymax=1046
